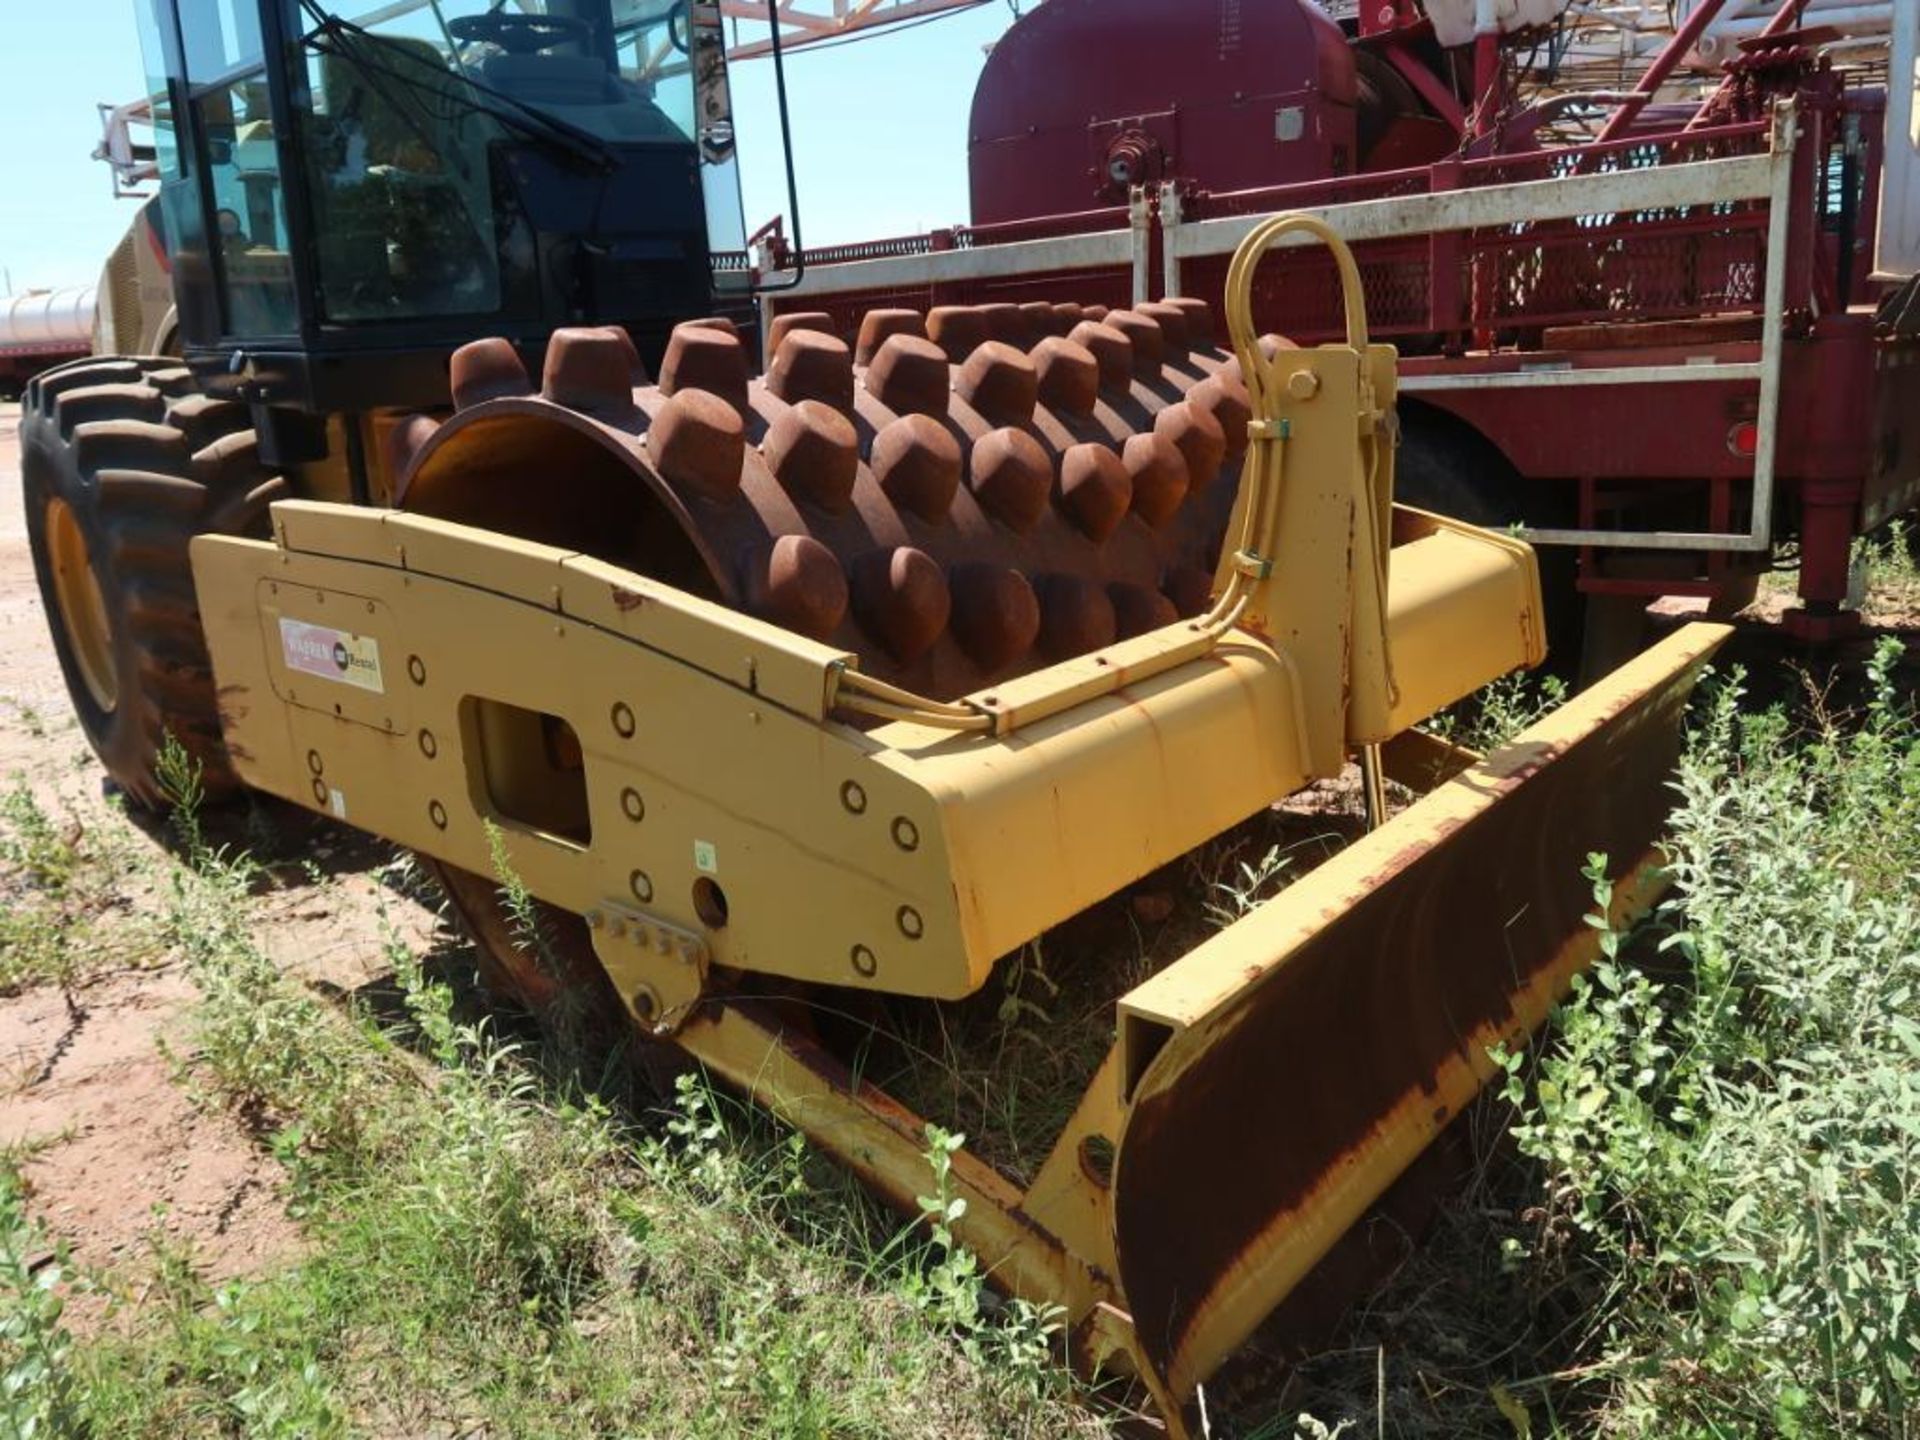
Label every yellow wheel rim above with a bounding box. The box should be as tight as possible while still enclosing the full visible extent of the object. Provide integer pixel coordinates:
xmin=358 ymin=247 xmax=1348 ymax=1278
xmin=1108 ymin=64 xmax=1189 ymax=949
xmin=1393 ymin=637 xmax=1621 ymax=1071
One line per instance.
xmin=45 ymin=497 xmax=118 ymax=713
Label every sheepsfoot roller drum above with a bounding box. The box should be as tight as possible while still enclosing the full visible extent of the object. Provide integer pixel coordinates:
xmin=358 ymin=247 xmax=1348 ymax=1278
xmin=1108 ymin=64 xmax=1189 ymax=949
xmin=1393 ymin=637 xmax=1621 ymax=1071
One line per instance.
xmin=187 ymin=219 xmax=1726 ymax=1433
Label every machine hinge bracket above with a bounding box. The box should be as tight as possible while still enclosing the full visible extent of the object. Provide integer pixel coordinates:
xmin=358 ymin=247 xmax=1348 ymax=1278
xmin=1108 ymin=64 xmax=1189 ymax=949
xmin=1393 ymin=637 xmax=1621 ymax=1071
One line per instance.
xmin=586 ymin=905 xmax=710 ymax=1036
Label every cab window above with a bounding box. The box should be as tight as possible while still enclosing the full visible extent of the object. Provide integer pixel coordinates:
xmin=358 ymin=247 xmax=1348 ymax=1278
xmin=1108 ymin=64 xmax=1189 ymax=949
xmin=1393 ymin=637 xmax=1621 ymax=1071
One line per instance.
xmin=178 ymin=0 xmax=301 ymax=336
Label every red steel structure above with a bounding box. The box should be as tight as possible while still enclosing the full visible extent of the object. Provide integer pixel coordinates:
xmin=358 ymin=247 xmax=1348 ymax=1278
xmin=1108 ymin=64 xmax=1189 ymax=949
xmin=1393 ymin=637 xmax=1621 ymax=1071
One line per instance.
xmin=754 ymin=0 xmax=1920 ymax=648
xmin=719 ymin=0 xmax=997 ymax=60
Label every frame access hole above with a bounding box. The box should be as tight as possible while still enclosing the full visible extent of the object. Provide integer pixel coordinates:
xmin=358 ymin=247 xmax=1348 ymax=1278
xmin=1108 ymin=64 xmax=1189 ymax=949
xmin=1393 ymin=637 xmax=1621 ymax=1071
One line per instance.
xmin=692 ymin=877 xmax=729 ymax=929
xmin=466 ymin=697 xmax=591 ymax=847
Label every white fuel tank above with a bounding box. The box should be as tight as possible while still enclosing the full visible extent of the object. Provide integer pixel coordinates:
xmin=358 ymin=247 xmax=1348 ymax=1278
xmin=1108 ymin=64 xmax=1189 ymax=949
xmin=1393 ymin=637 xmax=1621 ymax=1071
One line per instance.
xmin=0 ymin=287 xmax=96 ymax=357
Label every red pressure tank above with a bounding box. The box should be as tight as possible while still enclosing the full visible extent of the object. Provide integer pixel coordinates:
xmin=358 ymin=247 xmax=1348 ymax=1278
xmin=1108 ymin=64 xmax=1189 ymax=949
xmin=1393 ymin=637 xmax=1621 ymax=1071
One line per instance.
xmin=969 ymin=0 xmax=1363 ymax=225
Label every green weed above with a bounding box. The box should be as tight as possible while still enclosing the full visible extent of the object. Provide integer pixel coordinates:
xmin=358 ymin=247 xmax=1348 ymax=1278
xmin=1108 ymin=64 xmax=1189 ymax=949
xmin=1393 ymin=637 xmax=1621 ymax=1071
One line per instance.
xmin=1857 ymin=517 xmax=1918 ymax=607
xmin=153 ymin=733 xmax=207 ymax=860
xmin=484 ymin=818 xmax=560 ymax=976
xmin=1426 ymin=668 xmax=1570 ymax=754
xmin=1501 ymin=638 xmax=1920 ymax=1437
xmin=0 ymin=782 xmax=90 ymax=994
xmin=903 ymin=1125 xmax=1066 ymax=1400
xmin=2 ymin=704 xmax=49 ymax=741
xmin=1205 ymin=842 xmax=1296 ymax=926
xmin=56 ymin=745 xmax=1104 ymax=1438
xmin=0 ymin=785 xmax=78 ymax=895
xmin=0 ymin=1165 xmax=82 ymax=1440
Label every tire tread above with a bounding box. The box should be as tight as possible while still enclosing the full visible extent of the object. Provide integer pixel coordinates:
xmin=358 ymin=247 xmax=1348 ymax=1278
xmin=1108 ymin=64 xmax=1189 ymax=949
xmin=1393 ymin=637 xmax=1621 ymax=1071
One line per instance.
xmin=20 ymin=356 xmax=280 ymax=808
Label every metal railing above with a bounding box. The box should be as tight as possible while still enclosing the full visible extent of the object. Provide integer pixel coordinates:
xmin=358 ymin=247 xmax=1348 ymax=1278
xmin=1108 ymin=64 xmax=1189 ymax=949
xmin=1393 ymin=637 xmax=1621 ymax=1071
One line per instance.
xmin=753 ymin=190 xmax=1152 ymax=312
xmin=761 ymin=107 xmax=1808 ymax=554
xmin=1160 ymin=110 xmax=1794 ymax=551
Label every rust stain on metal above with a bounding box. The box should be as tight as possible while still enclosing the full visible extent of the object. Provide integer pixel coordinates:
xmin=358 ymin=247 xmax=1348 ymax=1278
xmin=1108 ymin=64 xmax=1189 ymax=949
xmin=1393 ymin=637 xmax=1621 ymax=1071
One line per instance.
xmin=1111 ymin=659 xmax=1704 ymax=1388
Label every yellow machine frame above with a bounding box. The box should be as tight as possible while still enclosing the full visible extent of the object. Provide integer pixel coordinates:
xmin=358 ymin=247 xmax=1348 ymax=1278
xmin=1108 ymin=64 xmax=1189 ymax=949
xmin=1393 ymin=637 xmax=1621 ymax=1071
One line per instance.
xmin=189 ymin=219 xmax=1726 ymax=1430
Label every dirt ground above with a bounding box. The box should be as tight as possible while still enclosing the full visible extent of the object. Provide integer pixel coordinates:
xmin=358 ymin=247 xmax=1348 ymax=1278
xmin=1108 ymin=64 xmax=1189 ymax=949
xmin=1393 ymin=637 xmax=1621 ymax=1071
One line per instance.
xmin=0 ymin=400 xmax=436 ymax=1311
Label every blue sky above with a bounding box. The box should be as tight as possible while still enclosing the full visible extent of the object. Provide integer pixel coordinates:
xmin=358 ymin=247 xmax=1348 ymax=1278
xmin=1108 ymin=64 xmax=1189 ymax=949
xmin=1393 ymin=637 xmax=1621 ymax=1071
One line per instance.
xmin=0 ymin=1 xmax=1017 ymax=293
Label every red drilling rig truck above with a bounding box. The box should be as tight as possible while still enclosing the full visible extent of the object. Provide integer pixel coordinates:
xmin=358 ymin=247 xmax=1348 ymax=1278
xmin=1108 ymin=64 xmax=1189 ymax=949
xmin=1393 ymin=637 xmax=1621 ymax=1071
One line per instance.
xmin=756 ymin=0 xmax=1920 ymax=661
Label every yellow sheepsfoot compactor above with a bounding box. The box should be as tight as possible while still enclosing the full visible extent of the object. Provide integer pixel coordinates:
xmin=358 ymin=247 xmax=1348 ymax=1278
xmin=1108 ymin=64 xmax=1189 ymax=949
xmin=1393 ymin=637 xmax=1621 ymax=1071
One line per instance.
xmin=185 ymin=222 xmax=1724 ymax=1428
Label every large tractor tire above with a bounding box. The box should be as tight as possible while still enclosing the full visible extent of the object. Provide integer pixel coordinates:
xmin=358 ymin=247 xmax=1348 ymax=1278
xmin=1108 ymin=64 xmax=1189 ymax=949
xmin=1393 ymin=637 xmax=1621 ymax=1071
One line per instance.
xmin=1396 ymin=405 xmax=1587 ymax=671
xmin=20 ymin=358 xmax=285 ymax=809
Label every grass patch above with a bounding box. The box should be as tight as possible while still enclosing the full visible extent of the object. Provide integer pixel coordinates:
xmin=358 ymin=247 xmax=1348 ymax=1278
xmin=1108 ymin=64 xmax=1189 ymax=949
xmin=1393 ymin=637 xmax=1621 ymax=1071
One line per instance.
xmin=1233 ymin=638 xmax=1920 ymax=1439
xmin=1857 ymin=518 xmax=1919 ymax=612
xmin=0 ymin=777 xmax=156 ymax=995
xmin=1496 ymin=637 xmax=1920 ymax=1437
xmin=0 ymin=779 xmax=91 ymax=994
xmin=1 ymin=742 xmax=1108 ymax=1439
xmin=7 ymin=634 xmax=1915 ymax=1439
xmin=0 ymin=1165 xmax=81 ymax=1440
xmin=1426 ymin=667 xmax=1570 ymax=754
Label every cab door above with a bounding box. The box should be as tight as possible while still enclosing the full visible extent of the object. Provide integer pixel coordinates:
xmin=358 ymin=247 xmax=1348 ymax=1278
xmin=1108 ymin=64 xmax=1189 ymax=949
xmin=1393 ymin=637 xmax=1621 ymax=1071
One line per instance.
xmin=179 ymin=0 xmax=302 ymax=336
xmin=140 ymin=0 xmax=304 ymax=343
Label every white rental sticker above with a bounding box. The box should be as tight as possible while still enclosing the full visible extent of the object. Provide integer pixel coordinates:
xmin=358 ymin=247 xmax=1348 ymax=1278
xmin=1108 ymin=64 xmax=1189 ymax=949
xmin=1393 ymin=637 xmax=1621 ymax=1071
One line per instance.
xmin=693 ymin=841 xmax=718 ymax=875
xmin=279 ymin=617 xmax=386 ymax=694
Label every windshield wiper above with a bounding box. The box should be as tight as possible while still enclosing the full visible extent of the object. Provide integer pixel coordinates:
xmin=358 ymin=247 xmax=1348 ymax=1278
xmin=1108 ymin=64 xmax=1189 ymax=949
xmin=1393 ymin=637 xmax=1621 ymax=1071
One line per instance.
xmin=298 ymin=0 xmax=622 ymax=177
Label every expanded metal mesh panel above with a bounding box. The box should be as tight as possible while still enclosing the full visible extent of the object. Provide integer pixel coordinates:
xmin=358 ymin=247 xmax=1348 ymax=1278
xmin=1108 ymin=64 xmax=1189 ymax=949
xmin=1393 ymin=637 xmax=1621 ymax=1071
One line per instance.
xmin=785 ymin=207 xmax=1135 ymax=272
xmin=1470 ymin=215 xmax=1768 ymax=330
xmin=793 ymin=234 xmax=941 ymax=267
xmin=1461 ymin=130 xmax=1773 ymax=333
xmin=1468 ymin=123 xmax=1770 ymax=187
xmin=959 ymin=206 xmax=1135 ymax=244
xmin=768 ymin=125 xmax=1781 ymax=348
xmin=1180 ymin=240 xmax=1435 ymax=344
xmin=1175 ymin=216 xmax=1768 ymax=347
xmin=1217 ymin=129 xmax=1777 ymax=342
xmin=1200 ymin=215 xmax=1772 ymax=345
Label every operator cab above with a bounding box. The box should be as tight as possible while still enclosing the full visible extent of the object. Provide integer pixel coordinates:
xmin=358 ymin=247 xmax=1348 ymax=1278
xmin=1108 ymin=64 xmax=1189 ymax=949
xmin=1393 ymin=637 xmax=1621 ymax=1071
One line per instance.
xmin=137 ymin=0 xmax=748 ymax=426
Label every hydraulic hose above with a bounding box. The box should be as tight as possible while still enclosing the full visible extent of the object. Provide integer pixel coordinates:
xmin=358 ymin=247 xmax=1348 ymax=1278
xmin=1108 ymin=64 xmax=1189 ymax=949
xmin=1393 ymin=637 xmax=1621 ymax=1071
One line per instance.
xmin=1207 ymin=212 xmax=1371 ymax=638
xmin=1218 ymin=214 xmax=1397 ymax=829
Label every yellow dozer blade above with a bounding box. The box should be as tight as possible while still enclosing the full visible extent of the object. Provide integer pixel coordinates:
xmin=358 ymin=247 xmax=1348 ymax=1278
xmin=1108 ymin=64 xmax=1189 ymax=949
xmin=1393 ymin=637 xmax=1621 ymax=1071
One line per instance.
xmin=187 ymin=217 xmax=1726 ymax=1432
xmin=1109 ymin=624 xmax=1719 ymax=1400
